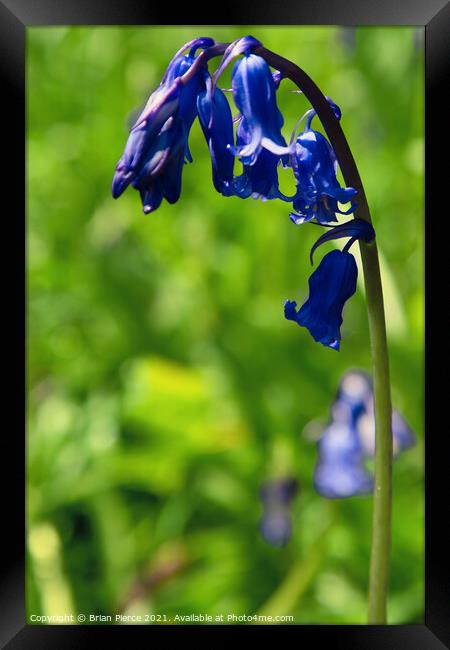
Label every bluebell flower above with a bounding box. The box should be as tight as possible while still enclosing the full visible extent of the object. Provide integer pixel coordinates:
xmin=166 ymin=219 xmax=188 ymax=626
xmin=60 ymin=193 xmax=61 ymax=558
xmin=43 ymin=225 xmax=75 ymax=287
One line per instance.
xmin=314 ymin=422 xmax=374 ymax=498
xmin=289 ymin=103 xmax=357 ymax=225
xmin=357 ymin=404 xmax=416 ymax=457
xmin=212 ymin=37 xmax=291 ymax=201
xmin=285 ymin=249 xmax=358 ymax=350
xmin=197 ymin=80 xmax=235 ymax=197
xmin=232 ymin=117 xmax=291 ymax=201
xmin=331 ymin=370 xmax=416 ymax=458
xmin=259 ymin=478 xmax=298 ymax=547
xmin=127 ymin=117 xmax=188 ymax=213
xmin=313 ymin=370 xmax=416 ymax=498
xmin=285 ymin=219 xmax=374 ymax=349
xmin=112 ymin=38 xmax=214 ymax=212
xmin=230 ymin=53 xmax=290 ymax=165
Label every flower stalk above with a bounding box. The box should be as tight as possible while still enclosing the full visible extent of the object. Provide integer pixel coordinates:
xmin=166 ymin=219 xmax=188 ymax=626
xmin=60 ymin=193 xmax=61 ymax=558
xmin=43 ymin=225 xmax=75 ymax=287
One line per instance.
xmin=255 ymin=46 xmax=393 ymax=623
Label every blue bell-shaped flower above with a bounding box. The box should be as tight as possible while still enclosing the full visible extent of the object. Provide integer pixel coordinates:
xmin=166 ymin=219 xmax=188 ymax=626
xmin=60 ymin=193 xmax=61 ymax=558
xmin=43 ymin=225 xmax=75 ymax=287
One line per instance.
xmin=230 ymin=53 xmax=290 ymax=165
xmin=289 ymin=101 xmax=357 ymax=225
xmin=197 ymin=81 xmax=235 ymax=197
xmin=112 ymin=38 xmax=214 ymax=212
xmin=285 ymin=249 xmax=358 ymax=350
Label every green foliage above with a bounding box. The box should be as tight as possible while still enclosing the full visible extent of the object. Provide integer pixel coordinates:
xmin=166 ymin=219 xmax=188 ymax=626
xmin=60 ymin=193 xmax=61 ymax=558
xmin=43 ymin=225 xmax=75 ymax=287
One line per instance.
xmin=27 ymin=26 xmax=424 ymax=624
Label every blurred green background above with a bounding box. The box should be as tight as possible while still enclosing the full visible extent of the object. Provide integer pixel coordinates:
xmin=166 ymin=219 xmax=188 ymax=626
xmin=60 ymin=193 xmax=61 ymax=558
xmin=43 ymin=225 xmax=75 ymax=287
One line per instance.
xmin=27 ymin=26 xmax=424 ymax=624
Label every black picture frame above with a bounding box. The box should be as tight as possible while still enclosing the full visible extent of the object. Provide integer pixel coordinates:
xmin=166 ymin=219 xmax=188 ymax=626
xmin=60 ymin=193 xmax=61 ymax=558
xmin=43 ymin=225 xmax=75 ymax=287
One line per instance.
xmin=2 ymin=0 xmax=448 ymax=647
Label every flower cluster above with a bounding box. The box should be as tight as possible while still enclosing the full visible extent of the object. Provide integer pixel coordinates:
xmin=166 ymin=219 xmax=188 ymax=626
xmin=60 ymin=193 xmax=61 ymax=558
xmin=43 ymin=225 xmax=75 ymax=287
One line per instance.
xmin=112 ymin=35 xmax=376 ymax=349
xmin=112 ymin=37 xmax=216 ymax=213
xmin=259 ymin=478 xmax=299 ymax=546
xmin=314 ymin=371 xmax=415 ymax=498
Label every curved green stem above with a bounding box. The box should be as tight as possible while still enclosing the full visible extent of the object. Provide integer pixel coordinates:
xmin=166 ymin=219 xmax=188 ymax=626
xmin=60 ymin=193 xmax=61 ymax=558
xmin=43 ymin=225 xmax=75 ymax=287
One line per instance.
xmin=360 ymin=240 xmax=392 ymax=623
xmin=255 ymin=46 xmax=393 ymax=623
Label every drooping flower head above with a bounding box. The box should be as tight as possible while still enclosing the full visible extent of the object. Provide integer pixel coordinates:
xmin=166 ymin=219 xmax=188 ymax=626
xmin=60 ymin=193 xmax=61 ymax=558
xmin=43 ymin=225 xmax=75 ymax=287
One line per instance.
xmin=112 ymin=37 xmax=381 ymax=359
xmin=285 ymin=249 xmax=358 ymax=351
xmin=259 ymin=478 xmax=299 ymax=547
xmin=112 ymin=37 xmax=215 ymax=213
xmin=285 ymin=219 xmax=375 ymax=350
xmin=289 ymin=100 xmax=357 ymax=225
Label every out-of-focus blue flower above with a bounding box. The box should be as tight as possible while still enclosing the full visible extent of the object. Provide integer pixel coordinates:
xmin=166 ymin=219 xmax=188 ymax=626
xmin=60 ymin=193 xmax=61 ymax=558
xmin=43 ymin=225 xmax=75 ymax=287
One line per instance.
xmin=259 ymin=478 xmax=299 ymax=547
xmin=285 ymin=249 xmax=358 ymax=350
xmin=331 ymin=370 xmax=373 ymax=425
xmin=314 ymin=422 xmax=374 ymax=498
xmin=333 ymin=370 xmax=416 ymax=456
xmin=112 ymin=37 xmax=214 ymax=213
xmin=289 ymin=102 xmax=357 ymax=225
xmin=357 ymin=403 xmax=416 ymax=457
xmin=313 ymin=370 xmax=416 ymax=500
xmin=260 ymin=512 xmax=293 ymax=547
xmin=197 ymin=79 xmax=235 ymax=196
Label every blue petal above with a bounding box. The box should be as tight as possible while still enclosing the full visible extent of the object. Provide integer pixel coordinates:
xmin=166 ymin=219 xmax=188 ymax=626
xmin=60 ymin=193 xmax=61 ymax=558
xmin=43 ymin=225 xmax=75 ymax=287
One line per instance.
xmin=231 ymin=54 xmax=290 ymax=162
xmin=232 ymin=117 xmax=289 ymax=200
xmin=197 ymin=85 xmax=235 ymax=195
xmin=289 ymin=211 xmax=315 ymax=225
xmin=284 ymin=299 xmax=299 ymax=321
xmin=139 ymin=182 xmax=164 ymax=214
